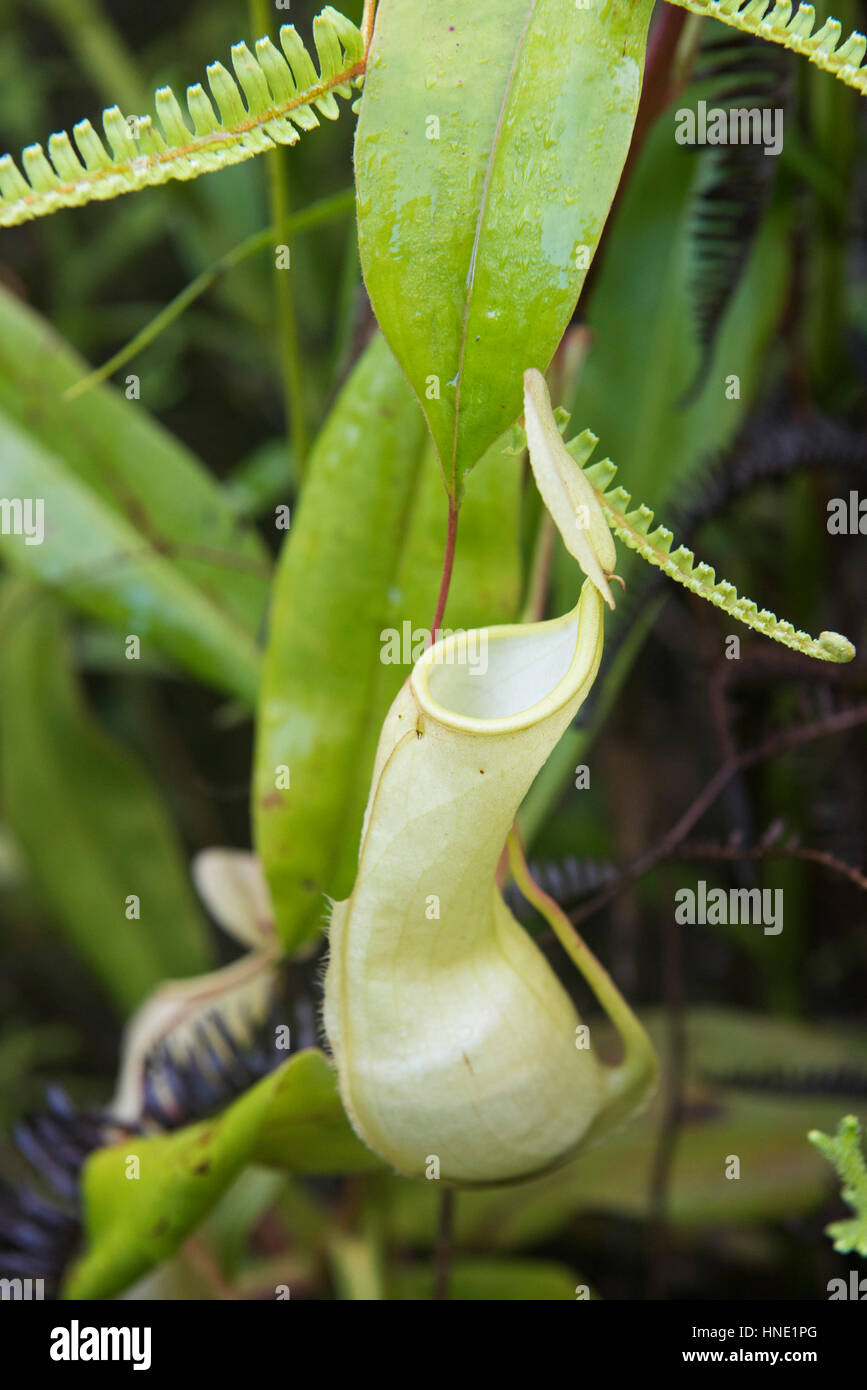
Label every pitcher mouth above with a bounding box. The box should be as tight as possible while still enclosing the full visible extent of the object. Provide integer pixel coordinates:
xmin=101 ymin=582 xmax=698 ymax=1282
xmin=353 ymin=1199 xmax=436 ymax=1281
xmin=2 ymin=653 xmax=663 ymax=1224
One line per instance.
xmin=410 ymin=580 xmax=605 ymax=736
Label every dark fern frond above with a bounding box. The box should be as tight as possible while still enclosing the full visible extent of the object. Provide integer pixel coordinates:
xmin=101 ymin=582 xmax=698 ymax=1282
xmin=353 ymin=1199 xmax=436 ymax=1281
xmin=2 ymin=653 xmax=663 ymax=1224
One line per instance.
xmin=0 ymin=1180 xmax=79 ymax=1296
xmin=680 ymin=31 xmax=792 ymax=402
xmin=139 ymin=959 xmax=319 ymax=1131
xmin=670 ymin=413 xmax=867 ymax=538
xmin=141 ymin=1003 xmax=286 ymax=1131
xmin=0 ymin=1087 xmax=120 ymax=1299
xmin=705 ymin=1065 xmax=867 ymax=1095
xmin=0 ymin=962 xmax=321 ymax=1293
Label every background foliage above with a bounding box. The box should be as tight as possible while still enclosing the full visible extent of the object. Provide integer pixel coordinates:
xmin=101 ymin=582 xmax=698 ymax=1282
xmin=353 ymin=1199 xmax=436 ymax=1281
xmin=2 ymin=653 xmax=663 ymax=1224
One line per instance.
xmin=0 ymin=0 xmax=865 ymax=1299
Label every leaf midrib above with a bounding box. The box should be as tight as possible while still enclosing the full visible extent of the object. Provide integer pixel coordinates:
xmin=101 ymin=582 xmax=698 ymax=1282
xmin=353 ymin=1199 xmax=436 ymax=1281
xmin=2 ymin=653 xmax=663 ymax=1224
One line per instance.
xmin=449 ymin=0 xmax=540 ymax=494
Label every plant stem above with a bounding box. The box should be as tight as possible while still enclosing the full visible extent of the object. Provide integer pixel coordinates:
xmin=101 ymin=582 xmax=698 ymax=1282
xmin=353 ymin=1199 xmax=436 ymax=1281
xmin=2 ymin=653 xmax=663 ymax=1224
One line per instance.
xmin=250 ymin=0 xmax=308 ymax=474
xmin=328 ymin=1233 xmax=384 ymax=1301
xmin=506 ymin=826 xmax=656 ymax=1113
xmin=520 ymin=513 xmax=556 ymax=624
xmin=674 ymin=838 xmax=867 ymax=894
xmin=271 ymin=153 xmax=309 ymax=472
xmin=361 ymin=0 xmax=378 ymax=53
xmin=182 ymin=1235 xmax=237 ymax=1300
xmin=570 ymin=702 xmax=867 ymax=928
xmin=430 ymin=495 xmax=459 ymax=638
xmin=64 ymin=190 xmax=354 ymax=401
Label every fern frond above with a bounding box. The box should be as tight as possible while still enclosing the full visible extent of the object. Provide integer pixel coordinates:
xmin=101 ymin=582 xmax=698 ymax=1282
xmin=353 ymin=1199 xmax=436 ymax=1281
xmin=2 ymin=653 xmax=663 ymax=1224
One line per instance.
xmin=0 ymin=8 xmax=364 ymax=228
xmin=670 ymin=414 xmax=867 ymax=539
xmin=809 ymin=1115 xmax=867 ymax=1256
xmin=562 ymin=430 xmax=856 ymax=663
xmin=663 ymin=0 xmax=867 ymax=93
xmin=681 ymin=32 xmax=791 ymax=401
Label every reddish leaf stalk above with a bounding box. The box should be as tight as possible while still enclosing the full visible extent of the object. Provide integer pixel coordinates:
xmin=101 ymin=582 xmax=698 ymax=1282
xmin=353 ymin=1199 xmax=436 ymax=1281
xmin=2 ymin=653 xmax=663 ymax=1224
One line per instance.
xmin=430 ymin=494 xmax=459 ymax=639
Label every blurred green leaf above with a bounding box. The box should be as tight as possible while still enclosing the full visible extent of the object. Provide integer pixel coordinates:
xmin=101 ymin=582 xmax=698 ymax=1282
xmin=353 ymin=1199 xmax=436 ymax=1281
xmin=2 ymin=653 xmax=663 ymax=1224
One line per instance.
xmin=66 ymin=1049 xmax=378 ymax=1300
xmin=204 ymin=1167 xmax=287 ymax=1281
xmin=36 ymin=0 xmax=149 ymax=113
xmin=0 ymin=582 xmax=211 ymax=1009
xmin=0 ymin=285 xmax=269 ymax=702
xmin=0 ymin=1020 xmax=78 ymax=1126
xmin=226 ymin=438 xmax=295 ymax=518
xmin=254 ymin=333 xmax=428 ymax=950
xmin=254 ymin=331 xmax=521 ymax=951
xmin=356 ymin=0 xmax=654 ymax=488
xmin=392 ymin=1257 xmax=584 ymax=1301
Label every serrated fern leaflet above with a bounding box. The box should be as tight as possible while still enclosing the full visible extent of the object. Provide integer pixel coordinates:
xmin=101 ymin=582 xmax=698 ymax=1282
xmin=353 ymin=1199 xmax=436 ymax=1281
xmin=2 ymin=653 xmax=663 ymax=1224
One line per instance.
xmin=809 ymin=1115 xmax=867 ymax=1256
xmin=560 ymin=429 xmax=855 ymax=664
xmin=0 ymin=8 xmax=364 ymax=228
xmin=664 ymin=0 xmax=867 ymax=93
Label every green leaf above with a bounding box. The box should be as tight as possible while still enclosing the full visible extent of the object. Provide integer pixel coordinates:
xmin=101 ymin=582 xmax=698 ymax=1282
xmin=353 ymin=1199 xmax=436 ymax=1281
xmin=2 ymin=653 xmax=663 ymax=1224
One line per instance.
xmin=64 ymin=1049 xmax=378 ymax=1299
xmin=226 ymin=438 xmax=296 ymax=517
xmin=254 ymin=333 xmax=521 ymax=951
xmin=391 ymin=1257 xmax=586 ymax=1301
xmin=0 ymin=583 xmax=211 ymax=1010
xmin=0 ymin=285 xmax=268 ymax=702
xmin=356 ymin=0 xmax=655 ymax=489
